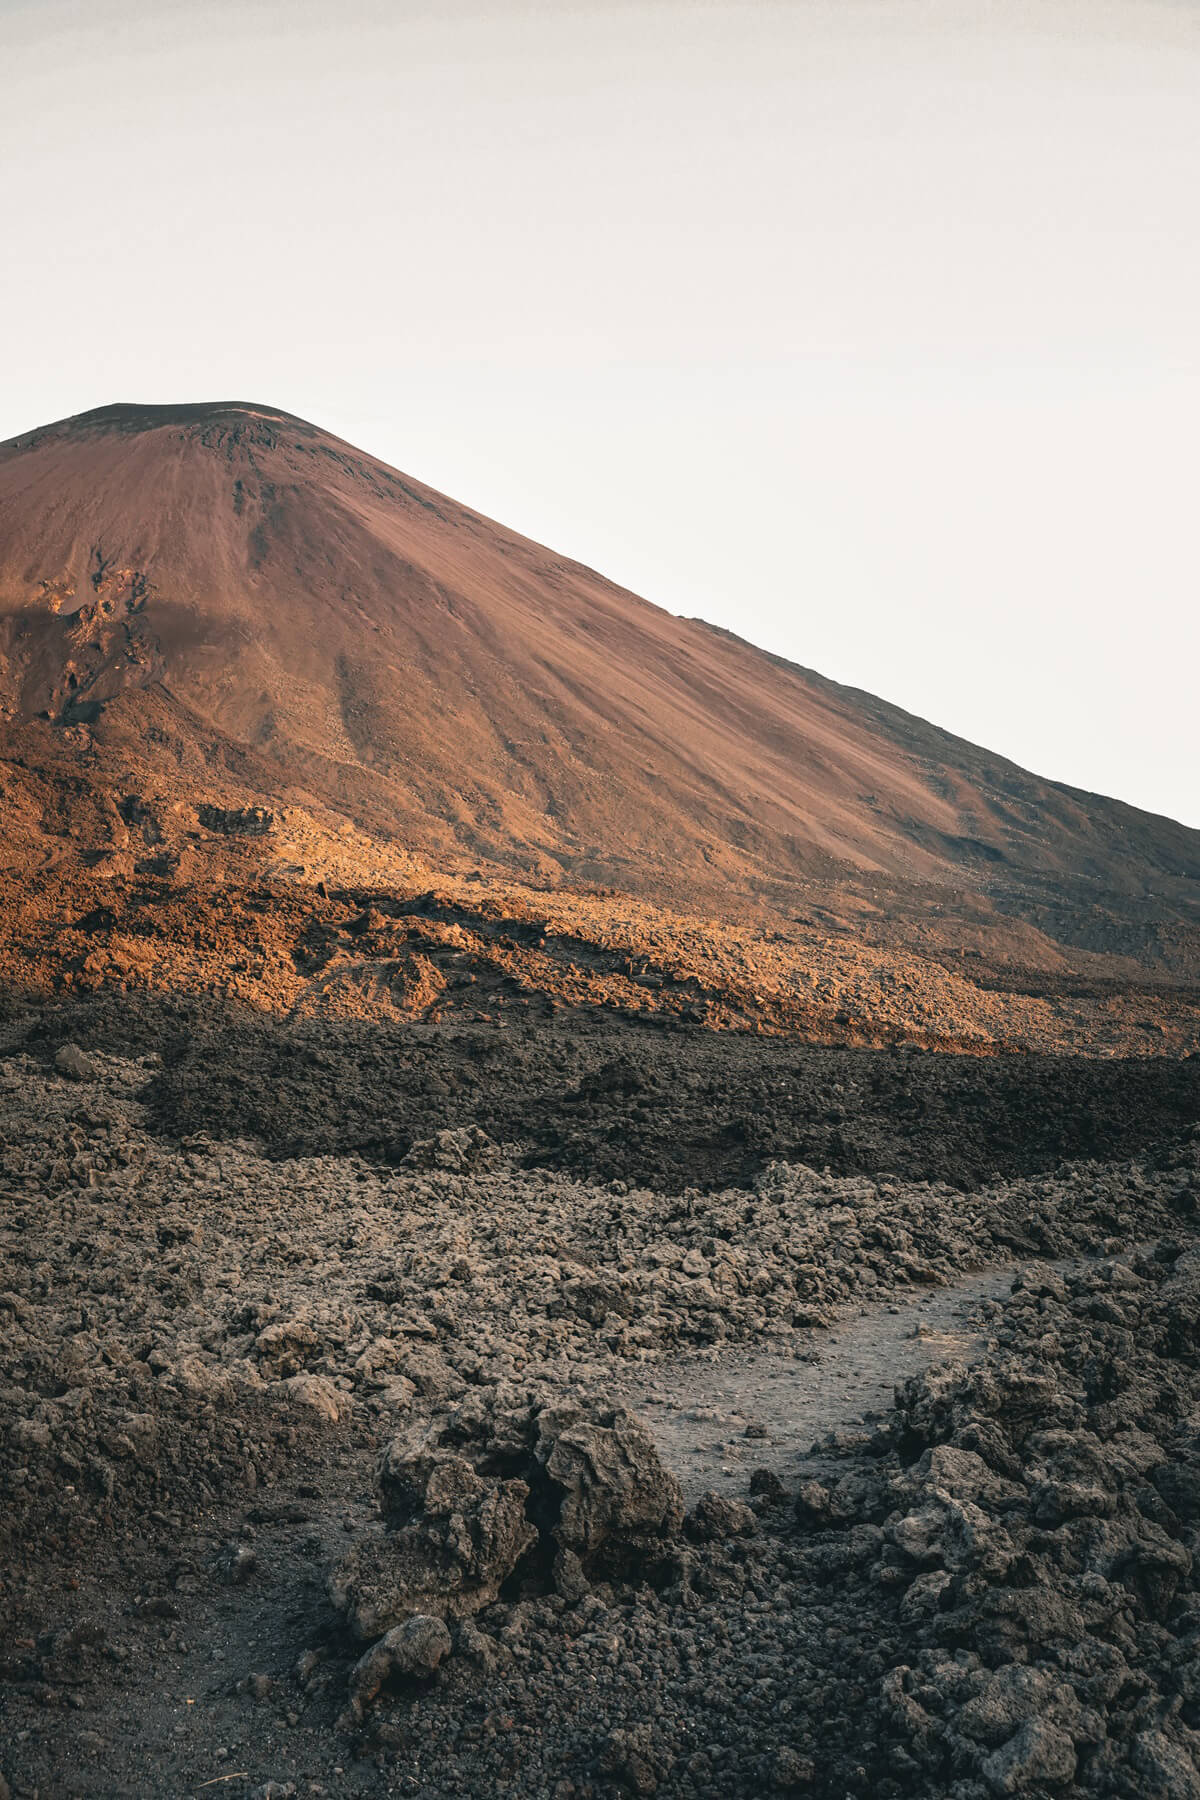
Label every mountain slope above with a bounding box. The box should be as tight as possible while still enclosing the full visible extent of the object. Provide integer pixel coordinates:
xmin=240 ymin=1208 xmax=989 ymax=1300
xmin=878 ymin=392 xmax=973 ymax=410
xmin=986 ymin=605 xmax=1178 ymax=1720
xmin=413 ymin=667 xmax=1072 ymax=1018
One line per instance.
xmin=1 ymin=400 xmax=1197 ymax=959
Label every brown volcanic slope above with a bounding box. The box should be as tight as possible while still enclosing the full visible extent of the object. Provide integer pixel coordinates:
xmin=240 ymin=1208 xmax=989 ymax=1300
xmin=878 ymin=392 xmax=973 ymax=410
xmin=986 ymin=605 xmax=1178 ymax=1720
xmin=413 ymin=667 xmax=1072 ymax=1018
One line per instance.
xmin=0 ymin=400 xmax=1197 ymax=971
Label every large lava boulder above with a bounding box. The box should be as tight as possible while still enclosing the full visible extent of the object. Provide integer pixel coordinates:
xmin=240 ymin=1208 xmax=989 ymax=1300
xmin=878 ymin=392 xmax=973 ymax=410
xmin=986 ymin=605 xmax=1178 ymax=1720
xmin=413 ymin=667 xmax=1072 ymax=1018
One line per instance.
xmin=329 ymin=1391 xmax=683 ymax=1651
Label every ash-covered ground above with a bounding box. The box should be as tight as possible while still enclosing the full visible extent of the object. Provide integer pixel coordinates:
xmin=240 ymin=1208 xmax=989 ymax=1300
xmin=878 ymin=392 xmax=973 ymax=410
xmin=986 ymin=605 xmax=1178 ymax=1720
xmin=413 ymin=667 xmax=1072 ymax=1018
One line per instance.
xmin=1 ymin=1001 xmax=1198 ymax=1800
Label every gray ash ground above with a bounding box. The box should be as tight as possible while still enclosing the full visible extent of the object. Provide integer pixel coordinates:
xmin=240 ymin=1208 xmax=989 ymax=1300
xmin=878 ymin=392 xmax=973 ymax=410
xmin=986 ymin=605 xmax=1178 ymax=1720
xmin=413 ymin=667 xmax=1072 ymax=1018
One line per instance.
xmin=1 ymin=1001 xmax=1198 ymax=1799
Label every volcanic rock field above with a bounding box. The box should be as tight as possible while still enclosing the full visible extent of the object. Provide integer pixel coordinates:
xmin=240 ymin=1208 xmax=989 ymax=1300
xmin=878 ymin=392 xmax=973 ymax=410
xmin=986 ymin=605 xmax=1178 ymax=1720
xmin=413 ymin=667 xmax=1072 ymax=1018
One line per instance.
xmin=1 ymin=996 xmax=1198 ymax=1799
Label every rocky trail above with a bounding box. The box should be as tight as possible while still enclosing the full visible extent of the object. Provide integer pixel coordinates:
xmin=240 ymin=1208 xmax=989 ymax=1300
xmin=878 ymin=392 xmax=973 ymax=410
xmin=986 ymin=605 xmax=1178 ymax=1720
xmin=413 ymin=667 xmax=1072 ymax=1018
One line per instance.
xmin=1 ymin=1023 xmax=1198 ymax=1799
xmin=621 ymin=1263 xmax=1058 ymax=1505
xmin=0 ymin=1259 xmax=1086 ymax=1794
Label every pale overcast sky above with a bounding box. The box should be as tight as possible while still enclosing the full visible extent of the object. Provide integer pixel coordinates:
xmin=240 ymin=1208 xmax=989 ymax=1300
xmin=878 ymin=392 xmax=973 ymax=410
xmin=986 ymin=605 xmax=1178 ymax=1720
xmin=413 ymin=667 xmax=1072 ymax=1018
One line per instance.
xmin=3 ymin=0 xmax=1197 ymax=825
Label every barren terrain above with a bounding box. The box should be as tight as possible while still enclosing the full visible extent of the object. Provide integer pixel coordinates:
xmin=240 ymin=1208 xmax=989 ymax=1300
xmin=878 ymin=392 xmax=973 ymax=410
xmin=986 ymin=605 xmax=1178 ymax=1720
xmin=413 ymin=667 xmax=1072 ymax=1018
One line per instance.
xmin=2 ymin=399 xmax=1199 ymax=1798
xmin=1 ymin=1004 xmax=1198 ymax=1799
xmin=2 ymin=401 xmax=1198 ymax=983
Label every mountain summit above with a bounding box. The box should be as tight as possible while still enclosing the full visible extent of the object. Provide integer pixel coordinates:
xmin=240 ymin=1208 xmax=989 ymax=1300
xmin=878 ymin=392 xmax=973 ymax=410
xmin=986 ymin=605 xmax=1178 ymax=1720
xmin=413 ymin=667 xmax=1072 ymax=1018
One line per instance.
xmin=1 ymin=401 xmax=1197 ymax=967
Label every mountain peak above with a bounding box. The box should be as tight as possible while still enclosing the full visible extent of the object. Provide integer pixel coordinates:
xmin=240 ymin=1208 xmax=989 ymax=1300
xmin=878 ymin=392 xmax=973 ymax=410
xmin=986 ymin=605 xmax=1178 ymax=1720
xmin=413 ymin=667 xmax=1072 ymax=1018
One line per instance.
xmin=0 ymin=401 xmax=1197 ymax=962
xmin=1 ymin=400 xmax=322 ymax=454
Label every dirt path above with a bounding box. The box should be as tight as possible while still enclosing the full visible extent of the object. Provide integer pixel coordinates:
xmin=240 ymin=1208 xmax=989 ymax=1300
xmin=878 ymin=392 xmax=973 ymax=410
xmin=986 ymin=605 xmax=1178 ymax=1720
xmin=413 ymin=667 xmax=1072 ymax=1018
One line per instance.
xmin=616 ymin=1263 xmax=1027 ymax=1502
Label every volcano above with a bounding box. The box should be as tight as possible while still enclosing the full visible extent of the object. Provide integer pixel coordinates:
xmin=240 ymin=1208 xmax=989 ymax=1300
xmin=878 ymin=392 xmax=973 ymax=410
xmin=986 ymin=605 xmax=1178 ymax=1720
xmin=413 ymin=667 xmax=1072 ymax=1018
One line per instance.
xmin=6 ymin=408 xmax=1200 ymax=1800
xmin=1 ymin=400 xmax=1197 ymax=973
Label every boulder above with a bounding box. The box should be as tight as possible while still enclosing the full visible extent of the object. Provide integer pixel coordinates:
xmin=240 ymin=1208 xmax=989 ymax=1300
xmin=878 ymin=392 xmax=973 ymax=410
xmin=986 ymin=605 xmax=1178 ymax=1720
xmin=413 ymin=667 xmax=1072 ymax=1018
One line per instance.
xmin=330 ymin=1392 xmax=683 ymax=1652
xmin=981 ymin=1717 xmax=1077 ymax=1794
xmin=331 ymin=1446 xmax=535 ymax=1641
xmin=402 ymin=1126 xmax=497 ymax=1173
xmin=254 ymin=1318 xmax=319 ymax=1377
xmin=956 ymin=1665 xmax=1063 ymax=1746
xmin=1130 ymin=1730 xmax=1200 ymax=1800
xmin=344 ymin=1614 xmax=451 ymax=1721
xmin=55 ymin=1044 xmax=99 ymax=1081
xmin=685 ymin=1492 xmax=757 ymax=1542
xmin=535 ymin=1403 xmax=684 ymax=1557
xmin=273 ymin=1374 xmax=349 ymax=1425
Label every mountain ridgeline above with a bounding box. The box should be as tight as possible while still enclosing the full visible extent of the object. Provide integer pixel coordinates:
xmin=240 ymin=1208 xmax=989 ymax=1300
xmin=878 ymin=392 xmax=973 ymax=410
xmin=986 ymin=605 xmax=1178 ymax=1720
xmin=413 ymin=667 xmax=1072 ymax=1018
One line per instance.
xmin=0 ymin=400 xmax=1197 ymax=976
